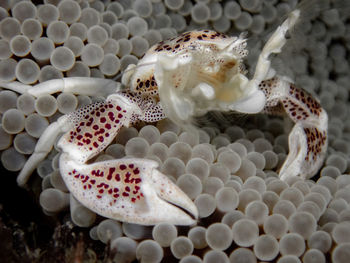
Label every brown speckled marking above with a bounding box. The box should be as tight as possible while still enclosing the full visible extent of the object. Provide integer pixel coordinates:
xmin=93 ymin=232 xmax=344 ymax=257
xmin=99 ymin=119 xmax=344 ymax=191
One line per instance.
xmin=304 ymin=127 xmax=327 ymax=162
xmin=154 ymin=30 xmax=229 ymax=53
xmin=260 ymin=79 xmax=324 ymax=122
xmin=119 ymin=91 xmax=165 ymax=123
xmin=285 ymin=84 xmax=322 ymax=119
xmin=133 ymin=30 xmax=235 ymax=96
xmin=130 ymin=30 xmax=248 ymax=106
xmin=260 ymin=77 xmax=327 ymax=166
xmin=259 ymin=78 xmax=285 ymax=116
xmin=135 ymin=74 xmax=159 ymax=96
xmin=141 ymin=103 xmax=165 ymax=122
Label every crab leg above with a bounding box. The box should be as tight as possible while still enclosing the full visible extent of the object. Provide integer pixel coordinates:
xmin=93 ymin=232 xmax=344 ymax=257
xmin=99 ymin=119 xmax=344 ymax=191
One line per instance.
xmin=17 ymin=93 xmax=128 ymax=186
xmin=15 ymin=76 xmax=124 ymax=186
xmin=57 ymin=93 xmax=197 ymax=225
xmin=0 ymin=77 xmax=120 ymax=97
xmin=16 ymin=114 xmax=72 ymax=186
xmin=259 ymin=77 xmax=328 ymax=180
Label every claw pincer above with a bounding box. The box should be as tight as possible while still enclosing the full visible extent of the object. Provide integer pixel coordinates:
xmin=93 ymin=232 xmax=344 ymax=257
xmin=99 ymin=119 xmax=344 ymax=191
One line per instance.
xmin=57 ymin=93 xmax=197 ymax=225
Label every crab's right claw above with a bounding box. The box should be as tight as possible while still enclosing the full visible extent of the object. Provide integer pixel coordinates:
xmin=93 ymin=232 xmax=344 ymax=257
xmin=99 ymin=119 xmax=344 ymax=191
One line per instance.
xmin=59 ymin=154 xmax=198 ymax=226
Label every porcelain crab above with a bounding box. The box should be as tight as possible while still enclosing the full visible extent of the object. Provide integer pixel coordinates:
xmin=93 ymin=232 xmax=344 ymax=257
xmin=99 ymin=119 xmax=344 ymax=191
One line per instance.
xmin=2 ymin=9 xmax=327 ymax=225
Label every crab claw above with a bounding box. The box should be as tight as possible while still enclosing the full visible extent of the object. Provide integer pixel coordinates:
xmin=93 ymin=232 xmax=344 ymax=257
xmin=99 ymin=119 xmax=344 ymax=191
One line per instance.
xmin=147 ymin=168 xmax=198 ymax=224
xmin=59 ymin=154 xmax=198 ymax=225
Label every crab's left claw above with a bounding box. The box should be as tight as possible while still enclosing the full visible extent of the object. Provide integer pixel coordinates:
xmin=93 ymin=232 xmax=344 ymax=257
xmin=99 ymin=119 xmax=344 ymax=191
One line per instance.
xmin=60 ymin=154 xmax=198 ymax=225
xmin=55 ymin=94 xmax=197 ymax=225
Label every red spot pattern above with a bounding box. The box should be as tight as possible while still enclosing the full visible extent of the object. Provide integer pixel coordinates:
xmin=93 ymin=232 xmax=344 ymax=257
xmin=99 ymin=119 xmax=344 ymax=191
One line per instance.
xmin=67 ymin=102 xmax=127 ymax=155
xmin=68 ymin=162 xmax=144 ymax=205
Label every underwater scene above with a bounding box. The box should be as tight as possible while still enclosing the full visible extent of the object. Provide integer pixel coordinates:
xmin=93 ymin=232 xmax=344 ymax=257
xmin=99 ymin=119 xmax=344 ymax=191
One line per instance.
xmin=0 ymin=0 xmax=350 ymax=262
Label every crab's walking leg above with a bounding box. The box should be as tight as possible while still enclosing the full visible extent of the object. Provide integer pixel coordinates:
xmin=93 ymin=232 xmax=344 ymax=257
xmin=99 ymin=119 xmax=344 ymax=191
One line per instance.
xmin=260 ymin=77 xmax=328 ymax=180
xmin=0 ymin=77 xmax=120 ymax=97
xmin=15 ymin=77 xmax=121 ymax=186
xmin=57 ymin=94 xmax=197 ymax=225
xmin=16 ymin=115 xmax=72 ymax=186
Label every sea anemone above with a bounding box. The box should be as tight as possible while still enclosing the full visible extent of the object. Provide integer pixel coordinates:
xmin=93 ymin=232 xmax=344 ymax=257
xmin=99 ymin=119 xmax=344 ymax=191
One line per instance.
xmin=1 ymin=0 xmax=350 ymax=262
